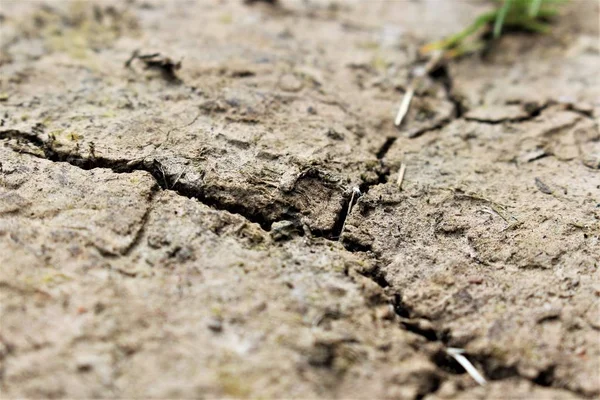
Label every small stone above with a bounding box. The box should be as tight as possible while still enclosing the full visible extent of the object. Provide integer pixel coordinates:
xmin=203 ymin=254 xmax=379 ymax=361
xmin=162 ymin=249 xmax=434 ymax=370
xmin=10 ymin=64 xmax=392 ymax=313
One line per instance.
xmin=326 ymin=127 xmax=345 ymax=141
xmin=75 ymin=355 xmax=99 ymax=372
xmin=535 ymin=303 xmax=561 ymax=323
xmin=207 ymin=317 xmax=223 ymax=333
xmin=278 ymin=74 xmax=303 ymax=92
xmin=270 ymin=220 xmax=302 ymax=241
xmin=535 ymin=177 xmax=553 ymax=195
xmin=375 ymin=304 xmax=395 ymax=320
xmin=307 ymin=343 xmax=334 ymax=367
xmin=582 ymin=154 xmax=600 ymax=169
xmin=436 ymin=380 xmax=459 ymax=398
xmin=0 ymin=192 xmax=30 ymax=214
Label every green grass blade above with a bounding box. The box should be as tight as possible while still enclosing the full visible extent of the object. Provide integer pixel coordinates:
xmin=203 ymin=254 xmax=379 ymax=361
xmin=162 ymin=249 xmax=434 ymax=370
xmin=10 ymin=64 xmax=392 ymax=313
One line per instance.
xmin=422 ymin=0 xmax=567 ymax=58
xmin=519 ymin=19 xmax=552 ymax=32
xmin=529 ymin=0 xmax=543 ymax=16
xmin=494 ymin=0 xmax=513 ymax=38
xmin=421 ymin=11 xmax=496 ymax=53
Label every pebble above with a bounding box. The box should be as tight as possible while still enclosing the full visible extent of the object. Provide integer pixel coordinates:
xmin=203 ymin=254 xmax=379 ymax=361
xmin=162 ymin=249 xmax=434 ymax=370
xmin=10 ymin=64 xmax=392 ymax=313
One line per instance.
xmin=207 ymin=317 xmax=223 ymax=333
xmin=278 ymin=74 xmax=303 ymax=92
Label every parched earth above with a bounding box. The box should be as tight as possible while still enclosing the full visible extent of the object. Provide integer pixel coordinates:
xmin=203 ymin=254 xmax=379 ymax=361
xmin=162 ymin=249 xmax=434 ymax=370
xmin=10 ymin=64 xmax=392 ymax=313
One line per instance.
xmin=0 ymin=0 xmax=598 ymax=399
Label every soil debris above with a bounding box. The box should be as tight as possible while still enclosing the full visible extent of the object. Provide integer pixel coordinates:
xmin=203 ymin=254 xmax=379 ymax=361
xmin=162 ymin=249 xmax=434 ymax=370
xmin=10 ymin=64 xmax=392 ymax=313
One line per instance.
xmin=534 ymin=177 xmax=553 ymax=194
xmin=125 ymin=50 xmax=182 ymax=82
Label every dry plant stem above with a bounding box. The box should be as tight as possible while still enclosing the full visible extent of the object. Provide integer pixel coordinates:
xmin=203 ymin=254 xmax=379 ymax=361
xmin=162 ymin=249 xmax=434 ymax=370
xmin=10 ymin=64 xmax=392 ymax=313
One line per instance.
xmin=339 ymin=187 xmax=361 ymax=238
xmin=395 ymin=51 xmax=443 ymax=128
xmin=447 ymin=348 xmax=488 ymax=386
xmin=396 ymin=163 xmax=407 ymax=190
xmin=172 ymin=169 xmax=185 ymax=188
xmin=395 ymin=88 xmax=414 ymax=127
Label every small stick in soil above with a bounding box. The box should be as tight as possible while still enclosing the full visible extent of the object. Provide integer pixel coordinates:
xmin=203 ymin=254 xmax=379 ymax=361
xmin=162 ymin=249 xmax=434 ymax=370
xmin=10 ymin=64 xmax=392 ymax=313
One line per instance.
xmin=172 ymin=169 xmax=186 ymax=188
xmin=152 ymin=159 xmax=169 ymax=189
xmin=339 ymin=187 xmax=361 ymax=238
xmin=395 ymin=51 xmax=443 ymax=128
xmin=160 ymin=165 xmax=169 ymax=188
xmin=395 ymin=88 xmax=414 ymax=127
xmin=446 ymin=348 xmax=487 ymax=386
xmin=396 ymin=163 xmax=407 ymax=190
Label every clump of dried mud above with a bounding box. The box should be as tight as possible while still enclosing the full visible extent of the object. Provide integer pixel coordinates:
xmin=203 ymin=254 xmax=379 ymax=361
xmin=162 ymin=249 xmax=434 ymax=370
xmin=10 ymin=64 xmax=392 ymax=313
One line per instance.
xmin=0 ymin=0 xmax=598 ymax=399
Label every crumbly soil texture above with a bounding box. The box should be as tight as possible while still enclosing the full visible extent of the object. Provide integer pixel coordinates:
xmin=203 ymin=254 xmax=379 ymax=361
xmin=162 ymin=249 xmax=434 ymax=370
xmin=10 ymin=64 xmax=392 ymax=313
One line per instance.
xmin=0 ymin=1 xmax=598 ymax=399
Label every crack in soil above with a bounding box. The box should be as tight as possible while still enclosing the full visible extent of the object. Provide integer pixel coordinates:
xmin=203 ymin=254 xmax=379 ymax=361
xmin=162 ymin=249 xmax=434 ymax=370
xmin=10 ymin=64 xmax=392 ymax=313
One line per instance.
xmin=1 ymin=125 xmax=589 ymax=398
xmin=376 ymin=137 xmax=396 ymax=159
xmin=122 ymin=188 xmax=158 ymax=257
xmin=390 ymin=275 xmax=590 ymax=397
xmin=464 ymin=101 xmax=551 ymax=124
xmin=564 ymin=103 xmax=595 ymax=119
xmin=1 ymin=128 xmax=277 ymax=230
xmin=429 ymin=63 xmax=465 ymax=119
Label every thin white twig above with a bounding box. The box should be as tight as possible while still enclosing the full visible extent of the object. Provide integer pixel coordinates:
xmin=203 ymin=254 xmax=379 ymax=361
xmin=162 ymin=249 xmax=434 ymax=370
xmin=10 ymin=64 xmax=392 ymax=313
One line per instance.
xmin=157 ymin=163 xmax=169 ymax=188
xmin=394 ymin=51 xmax=443 ymax=128
xmin=446 ymin=348 xmax=487 ymax=386
xmin=339 ymin=187 xmax=361 ymax=238
xmin=172 ymin=169 xmax=186 ymax=188
xmin=395 ymin=88 xmax=414 ymax=127
xmin=396 ymin=163 xmax=407 ymax=190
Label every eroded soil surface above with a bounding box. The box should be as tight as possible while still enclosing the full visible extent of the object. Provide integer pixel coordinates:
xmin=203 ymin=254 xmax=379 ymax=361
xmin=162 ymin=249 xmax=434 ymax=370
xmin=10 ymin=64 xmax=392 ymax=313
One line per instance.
xmin=0 ymin=0 xmax=598 ymax=399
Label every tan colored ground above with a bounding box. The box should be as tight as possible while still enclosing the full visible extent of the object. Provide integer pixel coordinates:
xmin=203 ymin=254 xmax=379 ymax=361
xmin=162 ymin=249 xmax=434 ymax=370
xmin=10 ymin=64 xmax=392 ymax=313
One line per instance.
xmin=0 ymin=0 xmax=598 ymax=399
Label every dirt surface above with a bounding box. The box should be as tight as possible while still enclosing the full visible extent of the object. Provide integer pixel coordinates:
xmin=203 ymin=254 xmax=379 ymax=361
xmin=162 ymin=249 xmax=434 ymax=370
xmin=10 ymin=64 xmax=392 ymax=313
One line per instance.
xmin=0 ymin=0 xmax=598 ymax=399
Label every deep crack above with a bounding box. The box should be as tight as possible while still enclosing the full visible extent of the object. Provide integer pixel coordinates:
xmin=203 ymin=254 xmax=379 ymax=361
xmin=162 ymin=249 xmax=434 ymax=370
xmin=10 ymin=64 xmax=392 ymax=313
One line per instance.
xmin=464 ymin=101 xmax=552 ymax=124
xmin=376 ymin=137 xmax=396 ymax=159
xmin=429 ymin=63 xmax=465 ymax=119
xmin=1 ymin=126 xmax=590 ymax=398
xmin=1 ymin=128 xmax=277 ymax=231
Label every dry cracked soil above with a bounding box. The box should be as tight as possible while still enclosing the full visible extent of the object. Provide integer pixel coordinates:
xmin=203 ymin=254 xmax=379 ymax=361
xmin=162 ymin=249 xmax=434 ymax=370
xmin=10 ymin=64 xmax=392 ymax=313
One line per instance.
xmin=0 ymin=0 xmax=599 ymax=399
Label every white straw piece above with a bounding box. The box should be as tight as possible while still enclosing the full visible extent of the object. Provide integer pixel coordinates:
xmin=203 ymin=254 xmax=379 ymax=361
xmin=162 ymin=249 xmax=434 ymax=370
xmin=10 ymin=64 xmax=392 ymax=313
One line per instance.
xmin=394 ymin=88 xmax=414 ymax=127
xmin=172 ymin=169 xmax=185 ymax=188
xmin=396 ymin=163 xmax=406 ymax=190
xmin=446 ymin=348 xmax=487 ymax=386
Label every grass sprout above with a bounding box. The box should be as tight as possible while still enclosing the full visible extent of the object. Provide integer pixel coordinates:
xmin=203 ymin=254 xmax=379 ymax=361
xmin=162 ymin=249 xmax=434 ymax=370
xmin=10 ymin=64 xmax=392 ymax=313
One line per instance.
xmin=421 ymin=0 xmax=566 ymax=58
